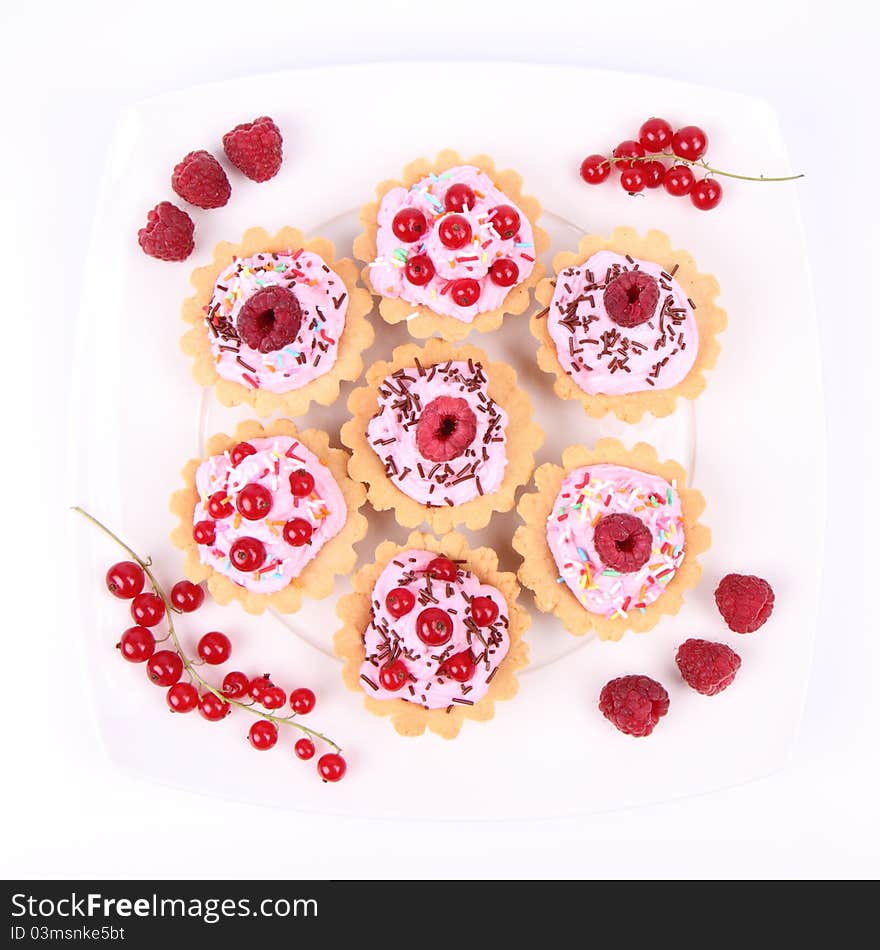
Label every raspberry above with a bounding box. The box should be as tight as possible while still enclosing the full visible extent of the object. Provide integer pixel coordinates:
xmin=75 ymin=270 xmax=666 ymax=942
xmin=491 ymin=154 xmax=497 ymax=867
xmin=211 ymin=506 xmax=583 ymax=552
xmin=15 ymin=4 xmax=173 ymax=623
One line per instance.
xmin=603 ymin=270 xmax=660 ymax=328
xmin=599 ymin=675 xmax=669 ymax=737
xmin=714 ymin=573 xmax=775 ymax=633
xmin=171 ymin=150 xmax=231 ymax=209
xmin=137 ymin=202 xmax=195 ymax=262
xmin=675 ymin=638 xmax=742 ymax=695
xmin=593 ymin=513 xmax=652 ymax=573
xmin=415 ymin=396 xmax=478 ymax=462
xmin=236 ymin=286 xmax=302 ymax=353
xmin=222 ymin=116 xmax=283 ymax=183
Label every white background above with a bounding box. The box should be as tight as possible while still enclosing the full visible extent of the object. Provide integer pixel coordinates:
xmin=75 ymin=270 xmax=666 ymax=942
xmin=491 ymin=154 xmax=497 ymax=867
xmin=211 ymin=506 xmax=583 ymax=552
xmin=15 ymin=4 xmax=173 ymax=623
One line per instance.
xmin=1 ymin=0 xmax=876 ymax=878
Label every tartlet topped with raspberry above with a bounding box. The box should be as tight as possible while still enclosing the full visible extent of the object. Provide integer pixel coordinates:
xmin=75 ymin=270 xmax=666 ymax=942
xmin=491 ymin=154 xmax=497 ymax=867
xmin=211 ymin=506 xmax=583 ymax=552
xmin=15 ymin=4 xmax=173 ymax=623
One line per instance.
xmin=182 ymin=226 xmax=373 ymax=417
xmin=354 ymin=149 xmax=549 ymax=341
xmin=514 ymin=439 xmax=710 ymax=640
xmin=342 ymin=339 xmax=542 ymax=532
xmin=171 ymin=419 xmax=367 ymax=614
xmin=334 ymin=531 xmax=530 ymax=739
xmin=532 ymin=227 xmax=726 ymax=422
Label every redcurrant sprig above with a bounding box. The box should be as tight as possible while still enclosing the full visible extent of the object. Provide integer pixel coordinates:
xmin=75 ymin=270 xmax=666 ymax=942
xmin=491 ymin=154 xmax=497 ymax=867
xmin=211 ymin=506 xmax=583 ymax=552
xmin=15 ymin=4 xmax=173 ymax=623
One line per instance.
xmin=580 ymin=117 xmax=803 ymax=211
xmin=74 ymin=506 xmax=347 ymax=780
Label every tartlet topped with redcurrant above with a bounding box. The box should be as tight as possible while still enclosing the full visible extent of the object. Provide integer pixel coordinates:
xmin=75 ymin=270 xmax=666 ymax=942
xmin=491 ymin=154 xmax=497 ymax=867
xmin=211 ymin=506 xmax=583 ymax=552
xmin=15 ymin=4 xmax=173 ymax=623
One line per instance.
xmin=334 ymin=531 xmax=529 ymax=739
xmin=171 ymin=418 xmax=367 ymax=614
xmin=354 ymin=149 xmax=549 ymax=341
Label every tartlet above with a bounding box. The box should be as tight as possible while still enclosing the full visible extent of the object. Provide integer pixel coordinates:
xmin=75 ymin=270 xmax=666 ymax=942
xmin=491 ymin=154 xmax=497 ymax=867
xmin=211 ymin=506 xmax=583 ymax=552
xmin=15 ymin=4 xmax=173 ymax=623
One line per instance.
xmin=532 ymin=227 xmax=726 ymax=422
xmin=181 ymin=226 xmax=373 ymax=417
xmin=354 ymin=149 xmax=549 ymax=341
xmin=341 ymin=338 xmax=543 ymax=532
xmin=513 ymin=439 xmax=709 ymax=640
xmin=334 ymin=531 xmax=530 ymax=739
xmin=170 ymin=419 xmax=367 ymax=614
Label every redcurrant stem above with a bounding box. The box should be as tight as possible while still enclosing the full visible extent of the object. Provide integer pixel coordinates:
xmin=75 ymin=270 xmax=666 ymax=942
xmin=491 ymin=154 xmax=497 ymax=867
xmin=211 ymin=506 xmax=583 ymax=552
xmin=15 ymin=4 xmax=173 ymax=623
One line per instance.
xmin=606 ymin=153 xmax=803 ymax=183
xmin=71 ymin=506 xmax=342 ymax=753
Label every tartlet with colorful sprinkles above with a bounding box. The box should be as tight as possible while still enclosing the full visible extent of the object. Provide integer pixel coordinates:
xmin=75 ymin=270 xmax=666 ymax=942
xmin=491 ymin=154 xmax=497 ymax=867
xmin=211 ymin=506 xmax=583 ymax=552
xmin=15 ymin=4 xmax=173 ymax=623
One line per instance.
xmin=532 ymin=228 xmax=726 ymax=422
xmin=170 ymin=419 xmax=367 ymax=614
xmin=181 ymin=226 xmax=373 ymax=417
xmin=334 ymin=531 xmax=529 ymax=739
xmin=354 ymin=149 xmax=549 ymax=341
xmin=341 ymin=338 xmax=543 ymax=532
xmin=513 ymin=439 xmax=709 ymax=640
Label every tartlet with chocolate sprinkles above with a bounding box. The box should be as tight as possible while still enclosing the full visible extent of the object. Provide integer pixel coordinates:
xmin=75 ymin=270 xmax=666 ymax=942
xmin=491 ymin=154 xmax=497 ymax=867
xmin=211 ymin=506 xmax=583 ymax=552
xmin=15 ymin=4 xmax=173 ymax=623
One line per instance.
xmin=182 ymin=226 xmax=374 ymax=417
xmin=354 ymin=149 xmax=550 ymax=341
xmin=334 ymin=530 xmax=530 ymax=739
xmin=531 ymin=227 xmax=726 ymax=422
xmin=513 ymin=439 xmax=710 ymax=641
xmin=341 ymin=338 xmax=543 ymax=532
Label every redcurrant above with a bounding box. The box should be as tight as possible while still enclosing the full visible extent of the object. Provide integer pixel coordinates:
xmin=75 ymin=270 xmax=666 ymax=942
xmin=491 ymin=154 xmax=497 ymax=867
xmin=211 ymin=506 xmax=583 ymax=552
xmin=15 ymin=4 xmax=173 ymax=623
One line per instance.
xmin=222 ymin=670 xmax=250 ymax=699
xmin=197 ymin=631 xmax=232 ymax=665
xmin=638 ymin=117 xmax=674 ymax=153
xmin=620 ymin=167 xmax=646 ymax=193
xmin=317 ymin=753 xmax=346 ymax=782
xmin=671 ymin=125 xmax=708 ymax=162
xmin=248 ymin=719 xmax=278 ymax=750
xmin=249 ymin=676 xmax=274 ymax=701
xmin=426 ymin=557 xmax=457 ymax=581
xmin=404 ymin=253 xmax=435 ymax=286
xmin=288 ymin=469 xmax=314 ymax=498
xmin=261 ymin=685 xmax=287 ymax=710
xmin=290 ymin=688 xmax=316 ymax=715
xmin=294 ymin=738 xmax=315 ymax=760
xmin=392 ymin=207 xmax=428 ymax=244
xmin=416 ymin=607 xmax=453 ymax=646
xmin=438 ymin=214 xmax=472 ymax=250
xmin=379 ymin=660 xmax=408 ymax=691
xmin=613 ymin=140 xmax=645 ymax=170
xmin=130 ymin=591 xmax=165 ymax=627
xmin=166 ymin=681 xmax=199 ymax=713
xmin=450 ymin=278 xmax=480 ymax=308
xmin=385 ymin=587 xmax=415 ymax=619
xmin=207 ymin=492 xmax=234 ymax=519
xmin=444 ymin=183 xmax=476 ymax=212
xmin=236 ymin=483 xmax=273 ymax=520
xmin=229 ymin=536 xmax=266 ymax=572
xmin=471 ymin=595 xmax=499 ymax=626
xmin=488 ymin=205 xmax=520 ymax=240
xmin=663 ymin=164 xmax=696 ymax=197
xmin=579 ymin=154 xmax=611 ymax=184
xmin=105 ymin=561 xmax=145 ymax=600
xmin=691 ymin=178 xmax=723 ymax=210
xmin=230 ymin=442 xmax=257 ymax=467
xmin=193 ymin=520 xmax=216 ymax=546
xmin=489 ymin=258 xmax=519 ymax=287
xmin=282 ymin=518 xmax=313 ymax=547
xmin=170 ymin=580 xmax=204 ymax=613
xmin=443 ymin=651 xmax=475 ymax=683
xmin=198 ymin=692 xmax=230 ymax=721
xmin=146 ymin=650 xmax=183 ymax=687
xmin=117 ymin=625 xmax=155 ymax=663
xmin=642 ymin=161 xmax=666 ymax=189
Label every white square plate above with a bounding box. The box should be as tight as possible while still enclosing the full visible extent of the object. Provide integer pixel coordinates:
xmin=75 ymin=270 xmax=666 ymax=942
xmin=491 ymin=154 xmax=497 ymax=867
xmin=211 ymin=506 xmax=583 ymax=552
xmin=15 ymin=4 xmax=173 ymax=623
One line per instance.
xmin=71 ymin=63 xmax=822 ymax=819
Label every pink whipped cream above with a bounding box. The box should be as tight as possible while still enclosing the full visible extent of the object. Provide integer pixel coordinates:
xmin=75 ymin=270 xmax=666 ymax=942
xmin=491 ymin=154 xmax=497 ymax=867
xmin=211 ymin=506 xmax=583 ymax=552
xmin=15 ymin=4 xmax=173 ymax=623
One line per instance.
xmin=359 ymin=550 xmax=511 ymax=709
xmin=366 ymin=358 xmax=508 ymax=506
xmin=547 ymin=463 xmax=686 ymax=621
xmin=547 ymin=251 xmax=698 ymax=395
xmin=368 ymin=165 xmax=536 ymax=322
xmin=205 ymin=250 xmax=349 ymax=394
xmin=192 ymin=436 xmax=347 ymax=594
